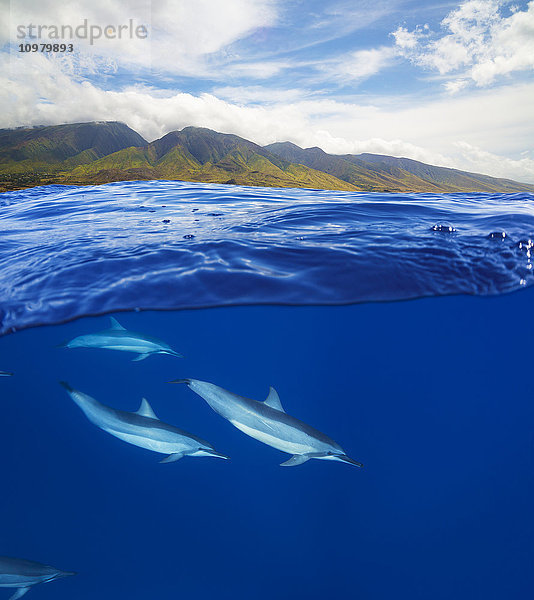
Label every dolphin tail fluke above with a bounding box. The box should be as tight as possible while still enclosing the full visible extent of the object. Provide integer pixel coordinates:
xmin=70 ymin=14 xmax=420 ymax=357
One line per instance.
xmin=9 ymin=588 xmax=30 ymax=600
xmin=160 ymin=452 xmax=185 ymax=463
xmin=168 ymin=378 xmax=191 ymax=385
xmin=280 ymin=454 xmax=311 ymax=467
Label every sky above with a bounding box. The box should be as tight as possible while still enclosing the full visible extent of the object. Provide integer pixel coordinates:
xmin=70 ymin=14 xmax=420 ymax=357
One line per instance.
xmin=1 ymin=0 xmax=533 ymax=182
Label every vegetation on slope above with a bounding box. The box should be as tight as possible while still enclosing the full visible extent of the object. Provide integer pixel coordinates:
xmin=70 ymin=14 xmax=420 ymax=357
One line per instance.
xmin=1 ymin=122 xmax=533 ymax=194
xmin=63 ymin=128 xmax=358 ymax=191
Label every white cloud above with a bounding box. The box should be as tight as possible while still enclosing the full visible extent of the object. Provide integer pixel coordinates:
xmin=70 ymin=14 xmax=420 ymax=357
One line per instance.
xmin=2 ymin=50 xmax=534 ymax=183
xmin=222 ymin=60 xmax=292 ymax=79
xmin=150 ymin=0 xmax=276 ymax=57
xmin=393 ymin=0 xmax=534 ymax=88
xmin=391 ymin=26 xmax=420 ymax=49
xmin=308 ymin=129 xmax=451 ymax=165
xmin=319 ymin=46 xmax=397 ymax=82
xmin=443 ymin=78 xmax=469 ymax=94
xmin=454 ymin=141 xmax=534 ymax=181
xmin=4 ymin=0 xmax=278 ymax=77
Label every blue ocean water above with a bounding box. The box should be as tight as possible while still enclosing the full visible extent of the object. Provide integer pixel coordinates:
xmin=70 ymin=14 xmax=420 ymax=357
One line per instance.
xmin=1 ymin=181 xmax=534 ymax=599
xmin=1 ymin=181 xmax=533 ymax=334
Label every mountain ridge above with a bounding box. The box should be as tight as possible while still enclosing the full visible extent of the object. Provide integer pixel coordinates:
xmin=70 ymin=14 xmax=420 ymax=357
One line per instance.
xmin=265 ymin=142 xmax=533 ymax=193
xmin=64 ymin=126 xmax=358 ymax=191
xmin=0 ymin=121 xmax=532 ymax=194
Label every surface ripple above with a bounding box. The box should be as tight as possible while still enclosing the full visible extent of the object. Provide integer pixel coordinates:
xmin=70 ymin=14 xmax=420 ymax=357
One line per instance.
xmin=1 ymin=180 xmax=533 ymax=334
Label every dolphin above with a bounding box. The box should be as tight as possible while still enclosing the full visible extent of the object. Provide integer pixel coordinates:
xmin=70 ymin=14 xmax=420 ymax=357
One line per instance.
xmin=170 ymin=379 xmax=362 ymax=468
xmin=60 ymin=316 xmax=183 ymax=361
xmin=0 ymin=371 xmax=13 ymax=377
xmin=60 ymin=382 xmax=228 ymax=463
xmin=0 ymin=556 xmax=75 ymax=599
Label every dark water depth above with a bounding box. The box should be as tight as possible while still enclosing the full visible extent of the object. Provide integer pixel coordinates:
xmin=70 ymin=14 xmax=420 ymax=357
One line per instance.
xmin=1 ymin=290 xmax=533 ymax=599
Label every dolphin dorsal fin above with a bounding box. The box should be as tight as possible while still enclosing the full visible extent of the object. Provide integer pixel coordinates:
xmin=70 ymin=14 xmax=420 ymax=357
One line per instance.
xmin=264 ymin=387 xmax=284 ymax=412
xmin=136 ymin=398 xmax=158 ymax=419
xmin=109 ymin=317 xmax=126 ymax=330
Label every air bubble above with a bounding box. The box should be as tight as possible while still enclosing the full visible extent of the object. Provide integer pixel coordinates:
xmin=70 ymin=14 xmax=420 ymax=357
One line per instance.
xmin=518 ymin=239 xmax=533 ymax=259
xmin=431 ymin=224 xmax=456 ymax=233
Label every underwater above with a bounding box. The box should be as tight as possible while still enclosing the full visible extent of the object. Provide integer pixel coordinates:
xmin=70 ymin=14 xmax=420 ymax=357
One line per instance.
xmin=1 ymin=181 xmax=534 ymax=599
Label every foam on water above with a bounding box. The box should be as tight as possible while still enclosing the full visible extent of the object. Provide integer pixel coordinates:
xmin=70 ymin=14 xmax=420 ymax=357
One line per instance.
xmin=1 ymin=180 xmax=533 ymax=334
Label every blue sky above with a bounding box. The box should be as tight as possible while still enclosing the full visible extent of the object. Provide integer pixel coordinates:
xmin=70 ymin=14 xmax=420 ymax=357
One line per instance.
xmin=1 ymin=0 xmax=534 ymax=181
xmin=179 ymin=0 xmax=455 ymax=97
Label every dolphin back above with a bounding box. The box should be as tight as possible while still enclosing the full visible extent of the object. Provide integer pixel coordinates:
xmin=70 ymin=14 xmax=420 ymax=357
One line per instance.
xmin=60 ymin=381 xmax=111 ymax=427
xmin=59 ymin=317 xmax=183 ymax=360
xmin=172 ymin=379 xmax=347 ymax=457
xmin=59 ymin=382 xmax=227 ymax=461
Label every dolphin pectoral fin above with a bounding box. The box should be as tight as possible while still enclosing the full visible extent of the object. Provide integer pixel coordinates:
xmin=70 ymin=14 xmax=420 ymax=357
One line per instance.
xmin=280 ymin=454 xmax=311 ymax=467
xmin=134 ymin=350 xmax=183 ymax=362
xmin=160 ymin=452 xmax=185 ymax=463
xmin=9 ymin=588 xmax=31 ymax=600
xmin=264 ymin=387 xmax=285 ymax=412
xmin=109 ymin=317 xmax=126 ymax=330
xmin=136 ymin=398 xmax=158 ymax=419
xmin=132 ymin=353 xmax=152 ymax=362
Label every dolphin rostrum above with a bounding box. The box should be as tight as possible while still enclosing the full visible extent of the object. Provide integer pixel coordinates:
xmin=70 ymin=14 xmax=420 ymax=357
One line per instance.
xmin=60 ymin=382 xmax=228 ymax=463
xmin=0 ymin=556 xmax=75 ymax=599
xmin=0 ymin=371 xmax=13 ymax=377
xmin=60 ymin=316 xmax=183 ymax=361
xmin=171 ymin=379 xmax=362 ymax=468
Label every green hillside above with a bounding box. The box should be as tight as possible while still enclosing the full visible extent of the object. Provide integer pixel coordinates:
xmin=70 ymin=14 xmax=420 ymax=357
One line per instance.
xmin=350 ymin=153 xmax=534 ymax=193
xmin=0 ymin=122 xmax=147 ymax=173
xmin=266 ymin=142 xmax=534 ymax=193
xmin=265 ymin=142 xmax=415 ymax=191
xmin=1 ymin=121 xmax=533 ymax=194
xmin=64 ymin=127 xmax=358 ymax=191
